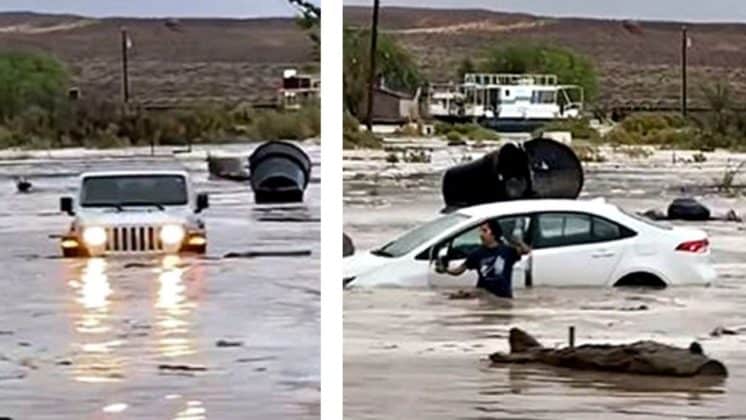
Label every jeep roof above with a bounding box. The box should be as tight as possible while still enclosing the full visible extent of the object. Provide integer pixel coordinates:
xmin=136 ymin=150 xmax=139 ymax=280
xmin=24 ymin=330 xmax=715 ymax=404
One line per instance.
xmin=79 ymin=170 xmax=190 ymax=179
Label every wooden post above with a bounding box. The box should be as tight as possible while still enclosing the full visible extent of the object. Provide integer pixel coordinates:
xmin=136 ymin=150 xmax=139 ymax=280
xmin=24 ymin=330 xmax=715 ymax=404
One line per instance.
xmin=121 ymin=27 xmax=130 ymax=103
xmin=365 ymin=0 xmax=380 ymax=132
xmin=681 ymin=25 xmax=688 ymax=118
xmin=569 ymin=326 xmax=575 ymax=348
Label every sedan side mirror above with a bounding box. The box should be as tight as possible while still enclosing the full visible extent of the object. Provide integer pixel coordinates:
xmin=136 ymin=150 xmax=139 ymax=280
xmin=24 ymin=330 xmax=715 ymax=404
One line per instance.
xmin=60 ymin=197 xmax=74 ymax=216
xmin=196 ymin=193 xmax=209 ymax=213
xmin=432 ymin=245 xmax=451 ymax=273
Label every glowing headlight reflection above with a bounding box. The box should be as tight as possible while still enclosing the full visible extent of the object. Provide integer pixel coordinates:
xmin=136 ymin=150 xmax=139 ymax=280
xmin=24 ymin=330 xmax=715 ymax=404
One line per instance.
xmin=82 ymin=227 xmax=107 ymax=247
xmin=157 ymin=256 xmax=195 ymax=358
xmin=79 ymin=258 xmax=111 ymax=310
xmin=160 ymin=225 xmax=185 ymax=245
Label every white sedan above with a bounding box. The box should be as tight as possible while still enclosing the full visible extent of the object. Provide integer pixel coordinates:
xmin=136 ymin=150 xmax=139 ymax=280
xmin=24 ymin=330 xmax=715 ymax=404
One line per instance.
xmin=344 ymin=199 xmax=717 ymax=289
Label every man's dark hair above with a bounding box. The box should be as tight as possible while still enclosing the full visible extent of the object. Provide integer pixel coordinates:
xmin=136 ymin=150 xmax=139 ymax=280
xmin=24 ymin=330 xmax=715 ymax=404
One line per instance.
xmin=486 ymin=219 xmax=503 ymax=240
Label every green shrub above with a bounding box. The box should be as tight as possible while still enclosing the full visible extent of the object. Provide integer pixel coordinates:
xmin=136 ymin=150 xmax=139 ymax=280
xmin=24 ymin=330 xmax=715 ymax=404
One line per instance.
xmin=645 ymin=128 xmax=700 ymax=147
xmin=0 ymin=51 xmax=70 ymax=121
xmin=621 ymin=113 xmax=674 ymax=137
xmin=0 ymin=98 xmax=320 ymax=150
xmin=434 ymin=121 xmax=453 ymax=136
xmin=344 ymin=28 xmax=423 ymax=118
xmin=343 ymin=111 xmax=382 ymax=149
xmin=446 ymin=131 xmax=462 ymax=142
xmin=478 ymin=44 xmax=599 ymax=102
xmin=437 ymin=123 xmax=499 ymax=141
xmin=541 ymin=118 xmax=600 ymax=141
xmin=393 ymin=123 xmax=422 ymax=137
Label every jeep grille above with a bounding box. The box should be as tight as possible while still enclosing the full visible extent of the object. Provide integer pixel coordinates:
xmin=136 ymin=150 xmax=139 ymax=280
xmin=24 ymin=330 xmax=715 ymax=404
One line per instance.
xmin=105 ymin=226 xmax=163 ymax=253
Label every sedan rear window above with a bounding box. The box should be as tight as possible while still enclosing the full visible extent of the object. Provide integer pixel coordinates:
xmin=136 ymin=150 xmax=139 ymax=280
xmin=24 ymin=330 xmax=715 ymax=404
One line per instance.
xmin=534 ymin=212 xmax=635 ymax=249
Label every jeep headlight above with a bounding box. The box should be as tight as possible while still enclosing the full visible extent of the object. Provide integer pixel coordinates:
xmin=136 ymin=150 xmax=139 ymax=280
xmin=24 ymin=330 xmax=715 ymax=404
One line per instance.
xmin=160 ymin=225 xmax=185 ymax=245
xmin=82 ymin=226 xmax=107 ymax=247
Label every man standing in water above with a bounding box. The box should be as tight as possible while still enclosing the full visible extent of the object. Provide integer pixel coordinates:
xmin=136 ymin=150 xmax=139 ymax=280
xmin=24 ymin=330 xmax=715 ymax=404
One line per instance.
xmin=437 ymin=219 xmax=531 ymax=298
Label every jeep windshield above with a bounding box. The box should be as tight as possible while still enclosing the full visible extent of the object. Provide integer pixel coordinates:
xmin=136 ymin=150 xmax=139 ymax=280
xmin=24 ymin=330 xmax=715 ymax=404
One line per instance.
xmin=371 ymin=212 xmax=469 ymax=258
xmin=80 ymin=175 xmax=188 ymax=208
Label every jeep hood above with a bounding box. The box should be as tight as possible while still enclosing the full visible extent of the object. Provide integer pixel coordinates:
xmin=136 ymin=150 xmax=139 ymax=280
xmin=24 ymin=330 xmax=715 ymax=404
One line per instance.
xmin=77 ymin=208 xmax=193 ymax=226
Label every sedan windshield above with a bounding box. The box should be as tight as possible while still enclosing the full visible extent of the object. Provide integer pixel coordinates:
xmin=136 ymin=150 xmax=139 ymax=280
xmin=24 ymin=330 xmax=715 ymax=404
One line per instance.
xmin=372 ymin=212 xmax=468 ymax=258
xmin=81 ymin=175 xmax=188 ymax=207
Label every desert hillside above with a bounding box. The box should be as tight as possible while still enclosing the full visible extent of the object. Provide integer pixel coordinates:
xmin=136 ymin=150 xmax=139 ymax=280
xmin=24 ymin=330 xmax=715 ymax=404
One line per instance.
xmin=345 ymin=6 xmax=746 ymax=109
xmin=0 ymin=12 xmax=317 ymax=104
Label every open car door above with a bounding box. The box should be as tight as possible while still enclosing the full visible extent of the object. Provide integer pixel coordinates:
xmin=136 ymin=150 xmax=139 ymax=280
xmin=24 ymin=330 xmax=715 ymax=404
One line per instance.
xmin=427 ymin=215 xmax=533 ymax=289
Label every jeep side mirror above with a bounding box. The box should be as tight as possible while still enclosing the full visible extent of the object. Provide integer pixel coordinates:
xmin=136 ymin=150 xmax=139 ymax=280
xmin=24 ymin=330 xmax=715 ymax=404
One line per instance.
xmin=196 ymin=193 xmax=209 ymax=213
xmin=60 ymin=197 xmax=74 ymax=215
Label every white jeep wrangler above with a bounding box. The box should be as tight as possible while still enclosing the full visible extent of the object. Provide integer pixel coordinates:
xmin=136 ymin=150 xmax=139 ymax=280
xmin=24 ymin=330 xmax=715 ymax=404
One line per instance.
xmin=59 ymin=170 xmax=209 ymax=257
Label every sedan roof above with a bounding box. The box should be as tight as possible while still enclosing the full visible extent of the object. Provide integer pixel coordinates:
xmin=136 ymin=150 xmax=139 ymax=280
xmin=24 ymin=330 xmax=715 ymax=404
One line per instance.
xmin=457 ymin=198 xmax=615 ymax=219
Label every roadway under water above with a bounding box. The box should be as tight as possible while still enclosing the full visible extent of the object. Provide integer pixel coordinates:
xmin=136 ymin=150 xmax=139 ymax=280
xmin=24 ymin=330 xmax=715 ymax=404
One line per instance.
xmin=344 ymin=141 xmax=746 ymax=419
xmin=0 ymin=144 xmax=320 ymax=419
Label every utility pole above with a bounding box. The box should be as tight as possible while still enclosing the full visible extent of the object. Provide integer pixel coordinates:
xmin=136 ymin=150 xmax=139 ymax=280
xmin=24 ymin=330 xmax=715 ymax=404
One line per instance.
xmin=681 ymin=25 xmax=688 ymax=118
xmin=121 ymin=27 xmax=130 ymax=103
xmin=365 ymin=0 xmax=380 ymax=132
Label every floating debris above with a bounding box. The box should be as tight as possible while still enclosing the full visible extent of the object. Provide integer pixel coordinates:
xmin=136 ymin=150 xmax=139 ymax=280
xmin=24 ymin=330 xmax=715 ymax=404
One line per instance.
xmin=223 ymin=250 xmax=312 ymax=259
xmin=158 ymin=364 xmax=207 ymax=373
xmin=489 ymin=328 xmax=727 ymax=377
xmin=442 ymin=138 xmax=583 ymax=211
xmin=447 ymin=289 xmax=481 ymax=300
xmin=249 ymin=141 xmax=311 ymax=204
xmin=216 ymin=340 xmax=243 ymax=348
xmin=207 ymin=155 xmax=250 ymax=181
xmin=256 ymin=216 xmax=320 ymax=223
xmin=16 ymin=177 xmax=31 ymax=193
xmin=710 ymin=326 xmax=738 ymax=337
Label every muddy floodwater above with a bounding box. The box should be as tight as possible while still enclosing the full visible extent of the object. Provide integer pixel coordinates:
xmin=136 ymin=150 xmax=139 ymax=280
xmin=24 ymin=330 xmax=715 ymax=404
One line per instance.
xmin=344 ymin=140 xmax=746 ymax=419
xmin=0 ymin=144 xmax=319 ymax=419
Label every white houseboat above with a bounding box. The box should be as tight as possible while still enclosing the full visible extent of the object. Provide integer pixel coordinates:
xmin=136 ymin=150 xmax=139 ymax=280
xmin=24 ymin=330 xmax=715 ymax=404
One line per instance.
xmin=427 ymin=73 xmax=584 ymax=132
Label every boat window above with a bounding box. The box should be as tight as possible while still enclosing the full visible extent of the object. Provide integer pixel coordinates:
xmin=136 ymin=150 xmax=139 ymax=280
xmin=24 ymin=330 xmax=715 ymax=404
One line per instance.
xmin=532 ymin=90 xmax=557 ymax=104
xmin=488 ymin=89 xmax=500 ymax=107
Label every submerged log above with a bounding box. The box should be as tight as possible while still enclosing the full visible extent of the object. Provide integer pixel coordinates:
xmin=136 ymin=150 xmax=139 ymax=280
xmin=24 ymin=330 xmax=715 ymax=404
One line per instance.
xmin=489 ymin=328 xmax=727 ymax=377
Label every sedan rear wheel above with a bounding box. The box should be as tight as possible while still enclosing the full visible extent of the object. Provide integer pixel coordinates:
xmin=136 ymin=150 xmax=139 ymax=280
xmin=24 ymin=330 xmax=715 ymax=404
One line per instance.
xmin=614 ymin=272 xmax=667 ymax=289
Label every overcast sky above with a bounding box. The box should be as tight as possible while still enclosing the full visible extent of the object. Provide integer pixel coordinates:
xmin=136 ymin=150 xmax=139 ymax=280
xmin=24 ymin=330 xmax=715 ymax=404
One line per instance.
xmin=0 ymin=0 xmax=319 ymax=18
xmin=345 ymin=0 xmax=746 ymax=23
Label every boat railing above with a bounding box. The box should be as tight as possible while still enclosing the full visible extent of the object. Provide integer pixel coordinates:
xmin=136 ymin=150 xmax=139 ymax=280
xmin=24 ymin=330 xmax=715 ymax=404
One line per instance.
xmin=463 ymin=73 xmax=559 ymax=86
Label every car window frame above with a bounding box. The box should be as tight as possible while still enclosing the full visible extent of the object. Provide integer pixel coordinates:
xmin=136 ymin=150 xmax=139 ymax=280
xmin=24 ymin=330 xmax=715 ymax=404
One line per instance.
xmin=415 ymin=212 xmax=535 ymax=261
xmin=530 ymin=211 xmax=637 ymax=250
xmin=373 ymin=212 xmax=470 ymax=258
